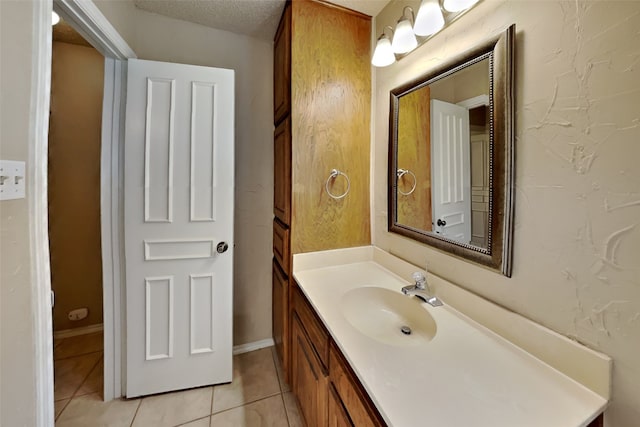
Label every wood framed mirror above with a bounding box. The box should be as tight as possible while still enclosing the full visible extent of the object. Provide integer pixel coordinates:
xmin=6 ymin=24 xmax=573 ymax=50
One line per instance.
xmin=388 ymin=25 xmax=515 ymax=276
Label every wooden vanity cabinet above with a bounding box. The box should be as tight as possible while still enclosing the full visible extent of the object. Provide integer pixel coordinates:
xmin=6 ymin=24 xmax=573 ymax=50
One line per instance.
xmin=292 ymin=285 xmax=384 ymax=427
xmin=272 ymin=0 xmax=371 ymax=391
xmin=272 ymin=2 xmax=292 ymax=382
xmin=291 ymin=283 xmax=607 ymax=427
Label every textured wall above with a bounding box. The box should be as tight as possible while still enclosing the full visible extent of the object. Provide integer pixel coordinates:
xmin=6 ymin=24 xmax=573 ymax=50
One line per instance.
xmin=49 ymin=41 xmax=104 ymax=331
xmin=0 ymin=1 xmax=39 ymax=425
xmin=373 ymin=1 xmax=640 ymax=425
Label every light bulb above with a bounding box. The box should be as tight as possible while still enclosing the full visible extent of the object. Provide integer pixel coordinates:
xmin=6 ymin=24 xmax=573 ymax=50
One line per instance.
xmin=52 ymin=11 xmax=60 ymax=26
xmin=443 ymin=0 xmax=479 ymax=13
xmin=391 ymin=18 xmax=418 ymax=54
xmin=371 ymin=36 xmax=395 ymax=67
xmin=414 ymin=0 xmax=445 ymax=36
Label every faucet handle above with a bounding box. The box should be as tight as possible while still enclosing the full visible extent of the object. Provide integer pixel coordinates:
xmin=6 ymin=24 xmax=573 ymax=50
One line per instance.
xmin=411 ymin=272 xmax=426 ymax=289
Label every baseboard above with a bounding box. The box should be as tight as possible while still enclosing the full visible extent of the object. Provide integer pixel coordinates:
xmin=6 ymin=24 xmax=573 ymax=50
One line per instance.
xmin=56 ymin=326 xmax=271 ymax=353
xmin=233 ymin=338 xmax=275 ymax=355
xmin=54 ymin=323 xmax=104 ymax=339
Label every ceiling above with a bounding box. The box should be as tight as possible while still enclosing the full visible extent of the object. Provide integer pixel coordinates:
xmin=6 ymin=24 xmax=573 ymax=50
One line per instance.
xmin=132 ymin=0 xmax=390 ymax=40
xmin=53 ymin=18 xmax=94 ymax=48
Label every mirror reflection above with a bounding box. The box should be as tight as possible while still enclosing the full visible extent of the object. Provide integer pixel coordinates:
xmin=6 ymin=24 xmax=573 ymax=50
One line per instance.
xmin=395 ymin=58 xmax=490 ymax=249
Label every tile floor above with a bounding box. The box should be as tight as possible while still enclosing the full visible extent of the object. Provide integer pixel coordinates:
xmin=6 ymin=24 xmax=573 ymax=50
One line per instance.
xmin=54 ymin=332 xmax=303 ymax=426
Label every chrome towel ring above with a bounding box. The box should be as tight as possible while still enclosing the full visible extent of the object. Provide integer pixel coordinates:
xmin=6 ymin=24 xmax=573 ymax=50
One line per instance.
xmin=325 ymin=169 xmax=350 ymax=200
xmin=397 ymin=168 xmax=417 ymax=196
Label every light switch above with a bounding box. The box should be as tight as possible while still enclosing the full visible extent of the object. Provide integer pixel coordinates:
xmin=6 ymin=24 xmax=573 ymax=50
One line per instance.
xmin=0 ymin=160 xmax=26 ymax=200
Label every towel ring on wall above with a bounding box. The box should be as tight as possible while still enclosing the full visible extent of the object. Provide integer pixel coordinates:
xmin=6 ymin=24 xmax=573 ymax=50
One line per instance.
xmin=325 ymin=169 xmax=350 ymax=200
xmin=397 ymin=168 xmax=417 ymax=196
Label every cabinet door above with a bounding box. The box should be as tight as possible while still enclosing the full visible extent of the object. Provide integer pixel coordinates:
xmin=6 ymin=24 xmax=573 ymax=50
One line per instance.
xmin=272 ymin=259 xmax=288 ymax=374
xmin=274 ymin=117 xmax=291 ymax=224
xmin=329 ymin=344 xmax=384 ymax=427
xmin=329 ymin=385 xmax=353 ymax=427
xmin=292 ymin=314 xmax=328 ymax=427
xmin=273 ymin=2 xmax=291 ymax=124
xmin=273 ymin=218 xmax=290 ymax=273
xmin=288 ymin=0 xmax=371 ymax=254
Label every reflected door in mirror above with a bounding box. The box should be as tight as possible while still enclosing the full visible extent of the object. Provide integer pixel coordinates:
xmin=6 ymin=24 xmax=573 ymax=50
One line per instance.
xmin=430 ymin=99 xmax=471 ymax=243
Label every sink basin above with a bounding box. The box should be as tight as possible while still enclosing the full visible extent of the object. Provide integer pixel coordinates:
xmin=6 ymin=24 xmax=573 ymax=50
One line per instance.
xmin=341 ymin=287 xmax=437 ymax=346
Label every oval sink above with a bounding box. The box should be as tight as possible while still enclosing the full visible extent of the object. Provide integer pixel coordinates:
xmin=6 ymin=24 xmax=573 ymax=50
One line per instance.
xmin=341 ymin=287 xmax=437 ymax=346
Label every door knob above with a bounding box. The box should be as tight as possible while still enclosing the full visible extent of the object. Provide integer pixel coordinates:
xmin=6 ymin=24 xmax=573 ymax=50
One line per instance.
xmin=216 ymin=242 xmax=229 ymax=254
xmin=437 ymin=219 xmax=447 ymax=227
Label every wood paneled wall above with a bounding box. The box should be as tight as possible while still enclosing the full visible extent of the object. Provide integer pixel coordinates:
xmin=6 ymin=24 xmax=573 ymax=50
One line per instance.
xmin=290 ymin=0 xmax=371 ymax=253
xmin=396 ymin=85 xmax=432 ymax=231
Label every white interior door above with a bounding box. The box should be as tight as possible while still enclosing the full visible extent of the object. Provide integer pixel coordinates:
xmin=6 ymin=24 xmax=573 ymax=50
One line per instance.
xmin=430 ymin=99 xmax=471 ymax=244
xmin=124 ymin=59 xmax=234 ymax=397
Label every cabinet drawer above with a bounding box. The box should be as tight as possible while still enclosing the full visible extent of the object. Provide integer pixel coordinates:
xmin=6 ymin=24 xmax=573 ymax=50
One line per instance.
xmin=293 ymin=285 xmax=329 ymax=372
xmin=273 ymin=218 xmax=290 ymax=273
xmin=329 ymin=343 xmax=384 ymax=427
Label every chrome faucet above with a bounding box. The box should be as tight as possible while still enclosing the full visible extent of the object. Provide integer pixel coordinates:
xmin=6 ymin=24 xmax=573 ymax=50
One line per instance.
xmin=401 ymin=272 xmax=443 ymax=307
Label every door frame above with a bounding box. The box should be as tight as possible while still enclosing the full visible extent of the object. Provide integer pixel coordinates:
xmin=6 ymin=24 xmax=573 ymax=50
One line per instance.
xmin=32 ymin=0 xmax=135 ymax=423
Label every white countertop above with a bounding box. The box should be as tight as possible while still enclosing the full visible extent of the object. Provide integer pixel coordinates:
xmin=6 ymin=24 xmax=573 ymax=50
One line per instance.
xmin=293 ymin=247 xmax=609 ymax=427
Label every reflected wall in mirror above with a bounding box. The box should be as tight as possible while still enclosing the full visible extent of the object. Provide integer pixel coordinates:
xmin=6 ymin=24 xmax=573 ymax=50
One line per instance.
xmin=389 ymin=25 xmax=515 ymax=276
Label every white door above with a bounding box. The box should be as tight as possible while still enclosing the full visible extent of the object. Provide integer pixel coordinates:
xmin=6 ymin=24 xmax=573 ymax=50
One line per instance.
xmin=430 ymin=99 xmax=471 ymax=244
xmin=124 ymin=59 xmax=234 ymax=397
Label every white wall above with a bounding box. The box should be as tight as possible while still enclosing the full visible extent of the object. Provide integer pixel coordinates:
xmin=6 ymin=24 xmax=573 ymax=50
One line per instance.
xmin=373 ymin=1 xmax=640 ymax=425
xmin=94 ymin=2 xmax=275 ymax=346
xmin=0 ymin=1 xmax=40 ymax=425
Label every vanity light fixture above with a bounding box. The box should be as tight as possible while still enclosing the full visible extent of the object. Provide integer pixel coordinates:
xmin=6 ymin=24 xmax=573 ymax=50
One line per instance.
xmin=391 ymin=7 xmax=418 ymax=54
xmin=413 ymin=0 xmax=445 ymax=36
xmin=442 ymin=0 xmax=480 ymax=13
xmin=52 ymin=11 xmax=60 ymax=26
xmin=371 ymin=26 xmax=396 ymax=67
xmin=372 ymin=0 xmax=482 ymax=67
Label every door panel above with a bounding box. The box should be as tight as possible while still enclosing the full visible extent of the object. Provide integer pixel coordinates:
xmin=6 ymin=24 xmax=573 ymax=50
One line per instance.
xmin=124 ymin=59 xmax=234 ymax=397
xmin=431 ymin=99 xmax=471 ymax=244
